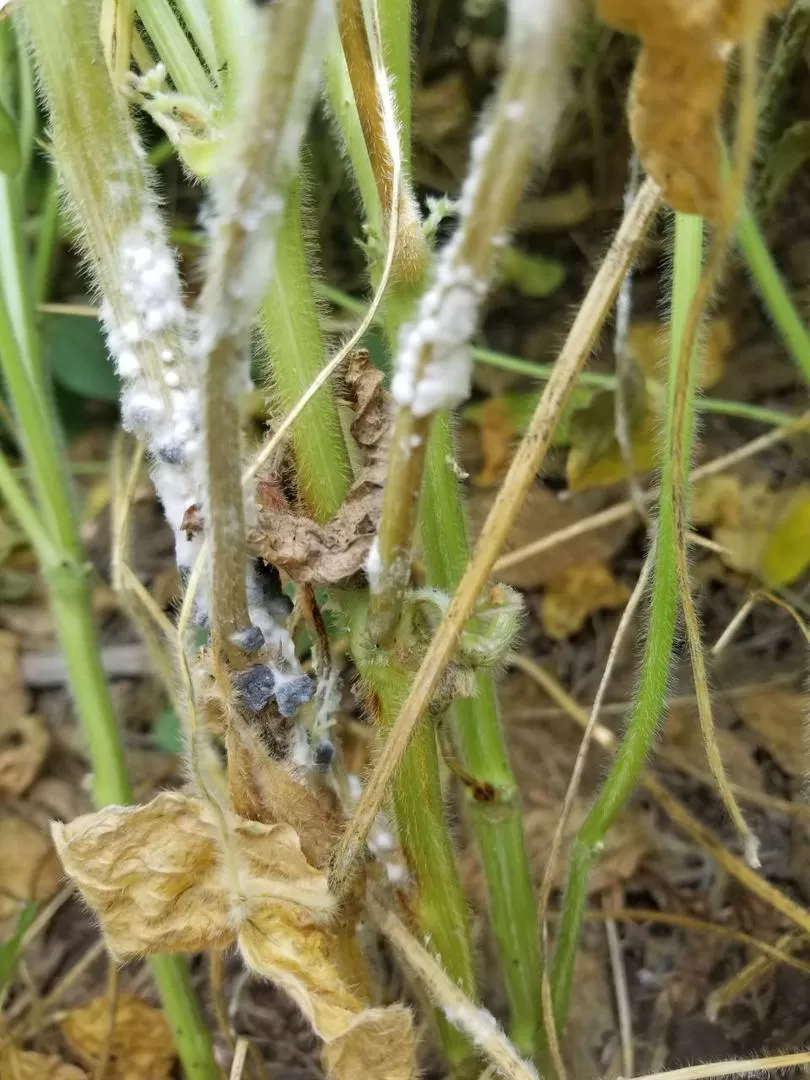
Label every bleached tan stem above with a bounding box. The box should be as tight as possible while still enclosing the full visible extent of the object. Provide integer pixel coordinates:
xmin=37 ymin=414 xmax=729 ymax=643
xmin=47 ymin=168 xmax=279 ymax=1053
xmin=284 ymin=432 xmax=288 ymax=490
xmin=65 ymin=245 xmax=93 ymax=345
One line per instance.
xmin=330 ymin=177 xmax=661 ymax=895
xmin=369 ymin=896 xmax=539 ymax=1080
xmin=195 ymin=0 xmax=333 ymax=655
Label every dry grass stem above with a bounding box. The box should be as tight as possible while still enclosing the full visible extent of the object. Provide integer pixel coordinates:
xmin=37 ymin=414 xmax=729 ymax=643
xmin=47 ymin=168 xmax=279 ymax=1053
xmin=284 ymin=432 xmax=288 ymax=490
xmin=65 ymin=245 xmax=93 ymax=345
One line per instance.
xmin=604 ymin=896 xmax=634 ymax=1080
xmin=330 ymin=176 xmax=661 ymax=894
xmin=626 ymin=1050 xmax=810 ymax=1080
xmin=369 ymin=895 xmax=539 ymax=1080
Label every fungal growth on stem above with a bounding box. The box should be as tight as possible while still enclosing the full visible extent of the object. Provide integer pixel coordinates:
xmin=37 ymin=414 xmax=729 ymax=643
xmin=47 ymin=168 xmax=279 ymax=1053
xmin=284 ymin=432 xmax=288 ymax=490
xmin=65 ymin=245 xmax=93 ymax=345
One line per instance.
xmin=368 ymin=0 xmax=578 ymax=643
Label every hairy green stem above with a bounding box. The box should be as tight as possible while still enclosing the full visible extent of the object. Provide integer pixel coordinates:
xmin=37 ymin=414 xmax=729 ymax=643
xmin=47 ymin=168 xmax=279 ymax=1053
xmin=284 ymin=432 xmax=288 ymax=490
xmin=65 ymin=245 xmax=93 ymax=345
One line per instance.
xmin=260 ymin=177 xmax=350 ymax=522
xmin=550 ymin=213 xmax=704 ymax=1032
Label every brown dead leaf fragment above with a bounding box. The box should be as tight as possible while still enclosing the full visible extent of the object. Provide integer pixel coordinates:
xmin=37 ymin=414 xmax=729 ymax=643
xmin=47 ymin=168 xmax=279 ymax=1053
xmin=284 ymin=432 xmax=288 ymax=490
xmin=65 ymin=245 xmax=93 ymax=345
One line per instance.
xmin=251 ymin=350 xmax=390 ymax=586
xmin=474 ymin=397 xmax=514 ymax=488
xmin=598 ymin=0 xmax=784 ymax=216
xmin=0 ymin=628 xmax=48 ymax=796
xmin=0 ymin=1046 xmax=86 ymax=1080
xmin=61 ymin=994 xmax=174 ymax=1080
xmin=734 ymin=690 xmax=806 ymax=776
xmin=0 ymin=813 xmax=62 ymax=925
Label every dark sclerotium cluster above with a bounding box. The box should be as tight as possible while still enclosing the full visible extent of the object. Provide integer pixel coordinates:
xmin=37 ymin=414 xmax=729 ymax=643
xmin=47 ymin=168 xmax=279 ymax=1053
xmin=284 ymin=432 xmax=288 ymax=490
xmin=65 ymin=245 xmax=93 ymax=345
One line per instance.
xmin=233 ymin=660 xmax=316 ymax=718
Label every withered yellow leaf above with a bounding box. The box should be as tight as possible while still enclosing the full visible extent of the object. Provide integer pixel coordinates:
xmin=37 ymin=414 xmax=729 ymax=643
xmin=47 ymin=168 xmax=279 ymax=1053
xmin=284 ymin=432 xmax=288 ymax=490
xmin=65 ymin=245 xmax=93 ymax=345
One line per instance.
xmin=61 ymin=994 xmax=174 ymax=1080
xmin=566 ymin=401 xmax=658 ymax=491
xmin=540 ymin=562 xmax=631 ymax=640
xmin=474 ymin=397 xmax=514 ymax=488
xmin=689 ymin=474 xmax=741 ymax=528
xmin=52 ymin=791 xmax=333 ymax=959
xmin=323 ymin=1007 xmax=416 ymax=1080
xmin=758 ymin=487 xmax=810 ymax=587
xmin=0 ymin=1046 xmax=86 ymax=1079
xmin=242 ymin=906 xmax=415 ymax=1079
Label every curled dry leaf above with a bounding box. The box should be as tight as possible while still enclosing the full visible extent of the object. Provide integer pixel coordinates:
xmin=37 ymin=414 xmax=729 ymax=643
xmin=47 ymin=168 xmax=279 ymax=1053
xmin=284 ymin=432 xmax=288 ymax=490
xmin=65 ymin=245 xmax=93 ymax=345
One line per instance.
xmin=251 ymin=350 xmax=390 ymax=586
xmin=54 ymin=789 xmax=417 ymax=1080
xmin=599 ymin=0 xmax=784 ymax=216
xmin=0 ymin=1046 xmax=86 ymax=1080
xmin=51 ymin=791 xmax=334 ymax=958
xmin=61 ymin=993 xmax=174 ymax=1080
xmin=539 ymin=562 xmax=631 ymax=640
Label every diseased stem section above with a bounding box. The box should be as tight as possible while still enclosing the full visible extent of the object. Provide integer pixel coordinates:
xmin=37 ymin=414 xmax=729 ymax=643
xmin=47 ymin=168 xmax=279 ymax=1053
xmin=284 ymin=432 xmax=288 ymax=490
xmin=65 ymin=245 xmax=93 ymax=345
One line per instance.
xmin=331 ymin=177 xmax=662 ymax=901
xmin=550 ymin=211 xmax=701 ymax=1033
xmin=195 ymin=0 xmax=332 ymax=655
xmin=369 ymin=0 xmax=576 ymax=643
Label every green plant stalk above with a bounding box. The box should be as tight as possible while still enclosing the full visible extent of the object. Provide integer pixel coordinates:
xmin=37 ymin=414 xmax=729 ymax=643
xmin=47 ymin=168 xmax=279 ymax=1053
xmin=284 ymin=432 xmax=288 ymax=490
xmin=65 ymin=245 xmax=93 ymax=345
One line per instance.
xmin=260 ymin=176 xmax=350 ymax=522
xmin=551 ymin=213 xmax=704 ymax=1033
xmin=0 ymin=270 xmax=218 ymax=1080
xmin=735 ymin=198 xmax=810 ymax=385
xmin=135 ymin=0 xmax=216 ymax=103
xmin=346 ymin=595 xmax=479 ymax=1076
xmin=421 ymin=416 xmax=542 ymax=1060
xmin=327 ymin=0 xmax=544 ymax=1057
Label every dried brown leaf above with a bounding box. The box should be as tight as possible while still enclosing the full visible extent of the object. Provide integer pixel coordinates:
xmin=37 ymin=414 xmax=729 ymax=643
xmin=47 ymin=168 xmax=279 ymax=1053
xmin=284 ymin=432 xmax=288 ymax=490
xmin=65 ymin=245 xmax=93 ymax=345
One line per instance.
xmin=539 ymin=562 xmax=631 ymax=640
xmin=0 ymin=714 xmax=50 ymax=796
xmin=0 ymin=813 xmax=62 ymax=924
xmin=664 ymin=702 xmax=763 ymax=790
xmin=734 ymin=689 xmax=806 ymax=776
xmin=0 ymin=1046 xmax=86 ymax=1080
xmin=469 ymin=485 xmax=637 ymax=589
xmin=473 ymin=397 xmax=514 ymax=489
xmin=52 ymin=791 xmax=333 ymax=959
xmin=0 ymin=628 xmax=29 ymax=720
xmin=251 ymin=351 xmax=390 ymax=586
xmin=61 ymin=994 xmax=174 ymax=1080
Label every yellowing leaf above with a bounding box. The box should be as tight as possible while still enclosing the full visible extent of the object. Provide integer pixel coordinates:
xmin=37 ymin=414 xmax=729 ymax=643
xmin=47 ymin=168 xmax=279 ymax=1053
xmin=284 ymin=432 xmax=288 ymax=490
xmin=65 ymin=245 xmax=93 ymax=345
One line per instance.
xmin=628 ymin=317 xmax=732 ymax=390
xmin=61 ymin=994 xmax=174 ymax=1080
xmin=52 ymin=791 xmax=333 ymax=960
xmin=473 ymin=397 xmax=513 ymax=488
xmin=0 ymin=1046 xmax=85 ymax=1079
xmin=566 ymin=401 xmax=658 ymax=491
xmin=690 ymin=475 xmax=741 ymax=528
xmin=598 ymin=0 xmax=785 ymax=217
xmin=540 ymin=562 xmax=631 ymax=640
xmin=758 ymin=487 xmax=810 ymax=587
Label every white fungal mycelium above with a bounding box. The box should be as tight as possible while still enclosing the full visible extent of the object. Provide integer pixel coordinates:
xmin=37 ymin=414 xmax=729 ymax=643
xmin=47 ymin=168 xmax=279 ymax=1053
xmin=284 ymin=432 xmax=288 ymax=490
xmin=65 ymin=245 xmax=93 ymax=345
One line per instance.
xmin=99 ymin=196 xmax=205 ymax=578
xmin=391 ymin=0 xmax=575 ymax=420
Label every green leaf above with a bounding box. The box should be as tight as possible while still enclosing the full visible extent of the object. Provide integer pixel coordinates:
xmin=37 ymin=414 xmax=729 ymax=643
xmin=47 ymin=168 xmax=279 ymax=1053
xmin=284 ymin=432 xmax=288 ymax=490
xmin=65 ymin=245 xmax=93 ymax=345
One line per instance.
xmin=42 ymin=313 xmax=120 ymax=402
xmin=499 ymin=246 xmax=566 ymax=298
xmin=0 ymin=902 xmax=37 ymax=991
xmin=0 ymin=100 xmax=21 ymax=176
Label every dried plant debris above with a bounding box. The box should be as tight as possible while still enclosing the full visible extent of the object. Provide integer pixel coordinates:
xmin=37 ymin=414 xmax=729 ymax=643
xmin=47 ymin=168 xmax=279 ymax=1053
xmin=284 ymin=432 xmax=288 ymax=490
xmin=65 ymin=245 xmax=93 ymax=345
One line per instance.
xmin=538 ymin=562 xmax=631 ymax=640
xmin=61 ymin=994 xmax=174 ymax=1080
xmin=251 ymin=351 xmax=390 ymax=586
xmin=53 ymin=791 xmax=417 ymax=1080
xmin=599 ymin=0 xmax=785 ymax=216
xmin=0 ymin=1046 xmax=86 ymax=1080
xmin=0 ymin=813 xmax=62 ymax=927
